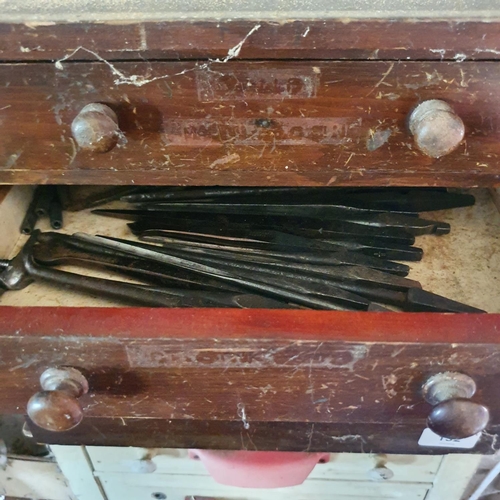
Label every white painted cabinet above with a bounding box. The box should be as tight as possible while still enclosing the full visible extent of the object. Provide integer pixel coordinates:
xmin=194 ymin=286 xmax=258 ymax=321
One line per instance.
xmin=51 ymin=446 xmax=482 ymax=500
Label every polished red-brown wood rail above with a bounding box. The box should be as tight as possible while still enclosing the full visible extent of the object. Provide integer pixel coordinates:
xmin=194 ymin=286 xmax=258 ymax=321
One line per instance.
xmin=1 ymin=61 xmax=500 ymax=186
xmin=0 ymin=307 xmax=499 ymax=453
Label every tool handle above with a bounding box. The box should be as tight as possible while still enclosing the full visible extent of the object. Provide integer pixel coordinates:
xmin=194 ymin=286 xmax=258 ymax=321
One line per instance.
xmin=25 ymin=260 xmax=207 ymax=307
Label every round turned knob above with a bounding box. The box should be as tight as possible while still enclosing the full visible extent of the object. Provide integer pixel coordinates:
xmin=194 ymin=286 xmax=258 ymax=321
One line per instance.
xmin=27 ymin=367 xmax=89 ymax=432
xmin=408 ymin=100 xmax=465 ymax=158
xmin=422 ymin=372 xmax=489 ymax=439
xmin=71 ymin=103 xmax=120 ymax=153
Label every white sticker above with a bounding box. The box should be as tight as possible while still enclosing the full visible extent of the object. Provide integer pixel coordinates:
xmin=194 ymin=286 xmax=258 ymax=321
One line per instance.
xmin=418 ymin=428 xmax=481 ymax=449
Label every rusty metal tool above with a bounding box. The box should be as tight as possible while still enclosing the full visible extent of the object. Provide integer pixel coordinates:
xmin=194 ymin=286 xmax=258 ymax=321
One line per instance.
xmin=0 ymin=231 xmax=292 ymax=309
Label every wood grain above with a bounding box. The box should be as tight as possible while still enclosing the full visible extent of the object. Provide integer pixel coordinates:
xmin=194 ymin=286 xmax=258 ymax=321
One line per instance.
xmin=2 ymin=309 xmax=498 ymax=450
xmin=2 ymin=21 xmax=500 ymax=62
xmin=30 ymin=418 xmax=500 ymax=454
xmin=0 ymin=333 xmax=498 ymax=451
xmin=1 ymin=61 xmax=500 ymax=186
xmin=0 ymin=307 xmax=499 ymax=343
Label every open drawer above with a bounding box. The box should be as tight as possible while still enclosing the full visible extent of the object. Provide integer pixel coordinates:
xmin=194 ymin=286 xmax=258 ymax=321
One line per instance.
xmin=0 ymin=186 xmax=499 ymax=454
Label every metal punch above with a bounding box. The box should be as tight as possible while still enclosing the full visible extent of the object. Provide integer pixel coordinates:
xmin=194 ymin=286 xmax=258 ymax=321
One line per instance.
xmin=93 ymin=209 xmax=417 ymax=246
xmin=101 ymin=233 xmax=411 ymax=276
xmin=126 ymin=221 xmax=423 ymax=261
xmin=136 ymin=229 xmax=423 ymax=261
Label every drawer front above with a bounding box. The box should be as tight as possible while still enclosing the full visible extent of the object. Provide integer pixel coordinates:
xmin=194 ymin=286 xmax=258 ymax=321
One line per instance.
xmin=86 ymin=446 xmax=443 ymax=483
xmin=1 ymin=61 xmax=500 ymax=186
xmin=97 ymin=472 xmax=431 ymax=500
xmin=1 ymin=309 xmax=500 ymax=452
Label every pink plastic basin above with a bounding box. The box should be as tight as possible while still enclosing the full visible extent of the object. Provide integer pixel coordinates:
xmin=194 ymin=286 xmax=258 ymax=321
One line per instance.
xmin=189 ymin=449 xmax=330 ymax=488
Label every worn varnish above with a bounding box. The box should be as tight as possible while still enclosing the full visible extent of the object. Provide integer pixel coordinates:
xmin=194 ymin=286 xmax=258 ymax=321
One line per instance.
xmin=1 ymin=61 xmax=500 ymax=185
xmin=2 ymin=21 xmax=500 ymax=62
xmin=31 ymin=419 xmax=500 ymax=454
xmin=0 ymin=309 xmax=499 ymax=452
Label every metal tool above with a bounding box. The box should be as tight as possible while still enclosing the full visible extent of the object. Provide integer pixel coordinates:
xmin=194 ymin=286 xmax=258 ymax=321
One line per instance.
xmin=126 ymin=217 xmax=418 ymax=248
xmin=34 ymin=186 xmax=57 ymax=217
xmin=149 ymin=244 xmax=421 ymax=291
xmin=109 ymin=203 xmax=451 ymax=235
xmin=405 ymin=288 xmax=485 ymax=313
xmin=35 ymin=232 xmax=409 ymax=309
xmin=96 ymin=236 xmax=416 ymax=306
xmin=33 ymin=232 xmax=245 ymax=293
xmin=138 ymin=246 xmax=403 ymax=309
xmin=0 ymin=231 xmax=292 ymax=309
xmin=58 ymin=186 xmax=145 ymax=211
xmin=101 ymin=233 xmax=410 ymax=276
xmin=49 ymin=197 xmax=64 ymax=230
xmin=73 ymin=233 xmax=373 ymax=310
xmin=129 ymin=225 xmax=424 ymax=262
xmin=121 ymin=187 xmax=475 ymax=213
xmin=20 ymin=188 xmax=41 ymax=235
xmin=135 ymin=229 xmax=423 ymax=261
xmin=92 ymin=209 xmax=417 ymax=245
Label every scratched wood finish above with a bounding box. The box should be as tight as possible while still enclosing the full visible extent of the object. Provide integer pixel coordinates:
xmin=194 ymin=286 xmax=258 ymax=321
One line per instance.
xmin=1 ymin=61 xmax=500 ymax=186
xmin=30 ymin=418 xmax=500 ymax=454
xmin=0 ymin=307 xmax=499 ymax=344
xmin=3 ymin=336 xmax=500 ymax=423
xmin=1 ymin=335 xmax=499 ymax=451
xmin=2 ymin=21 xmax=500 ymax=62
xmin=1 ymin=310 xmax=499 ymax=451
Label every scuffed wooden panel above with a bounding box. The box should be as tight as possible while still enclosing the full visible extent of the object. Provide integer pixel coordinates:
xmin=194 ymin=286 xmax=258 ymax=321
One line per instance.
xmin=1 ymin=61 xmax=500 ymax=185
xmin=2 ymin=336 xmax=500 ymax=424
xmin=3 ymin=21 xmax=500 ymax=62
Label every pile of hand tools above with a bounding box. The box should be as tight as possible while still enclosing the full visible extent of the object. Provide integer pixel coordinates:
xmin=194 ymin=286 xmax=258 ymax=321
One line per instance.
xmin=2 ymin=187 xmax=485 ymax=312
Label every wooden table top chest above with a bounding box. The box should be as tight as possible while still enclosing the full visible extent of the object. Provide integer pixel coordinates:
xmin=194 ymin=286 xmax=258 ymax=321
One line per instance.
xmin=0 ymin=5 xmax=499 ymax=455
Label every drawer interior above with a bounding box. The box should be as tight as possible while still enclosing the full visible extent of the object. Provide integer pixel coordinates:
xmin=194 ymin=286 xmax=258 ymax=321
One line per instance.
xmin=0 ymin=185 xmax=498 ymax=312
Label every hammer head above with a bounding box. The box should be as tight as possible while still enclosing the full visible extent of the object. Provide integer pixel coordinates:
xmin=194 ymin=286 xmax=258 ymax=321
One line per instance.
xmin=0 ymin=230 xmax=40 ymax=290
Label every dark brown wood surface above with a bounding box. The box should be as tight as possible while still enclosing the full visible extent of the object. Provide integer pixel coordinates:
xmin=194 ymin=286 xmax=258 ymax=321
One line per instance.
xmin=0 ymin=308 xmax=499 ymax=452
xmin=2 ymin=61 xmax=500 ymax=186
xmin=2 ymin=21 xmax=500 ymax=62
xmin=31 ymin=418 xmax=500 ymax=454
xmin=3 ymin=335 xmax=499 ymax=423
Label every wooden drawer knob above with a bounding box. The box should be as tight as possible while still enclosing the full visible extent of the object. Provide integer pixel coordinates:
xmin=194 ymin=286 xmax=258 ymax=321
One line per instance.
xmin=27 ymin=367 xmax=89 ymax=432
xmin=71 ymin=103 xmax=120 ymax=153
xmin=422 ymin=372 xmax=489 ymax=439
xmin=409 ymin=100 xmax=465 ymax=158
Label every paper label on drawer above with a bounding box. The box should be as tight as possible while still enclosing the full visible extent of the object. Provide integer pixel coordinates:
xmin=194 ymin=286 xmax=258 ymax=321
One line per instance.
xmin=418 ymin=428 xmax=481 ymax=449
